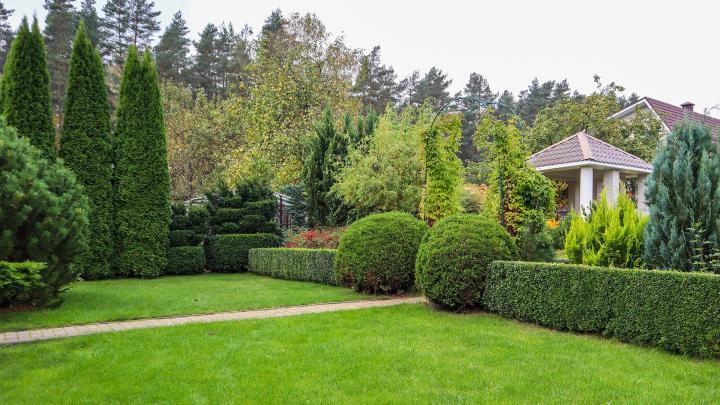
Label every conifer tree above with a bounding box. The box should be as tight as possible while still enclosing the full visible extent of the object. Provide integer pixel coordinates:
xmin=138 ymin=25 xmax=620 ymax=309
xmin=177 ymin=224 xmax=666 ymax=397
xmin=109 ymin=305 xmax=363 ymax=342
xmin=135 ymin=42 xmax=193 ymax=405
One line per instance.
xmin=61 ymin=22 xmax=114 ymax=279
xmin=192 ymin=23 xmax=219 ymax=97
xmin=644 ymin=121 xmax=720 ymax=272
xmin=0 ymin=1 xmax=14 ymax=71
xmin=43 ymin=0 xmax=78 ymax=114
xmin=100 ymin=0 xmax=129 ymax=64
xmin=78 ymin=0 xmax=102 ymax=48
xmin=127 ymin=0 xmax=160 ymax=49
xmin=0 ymin=17 xmax=55 ymax=158
xmin=154 ymin=11 xmax=191 ymax=84
xmin=114 ymin=46 xmax=171 ymax=277
xmin=302 ymin=107 xmax=349 ymax=226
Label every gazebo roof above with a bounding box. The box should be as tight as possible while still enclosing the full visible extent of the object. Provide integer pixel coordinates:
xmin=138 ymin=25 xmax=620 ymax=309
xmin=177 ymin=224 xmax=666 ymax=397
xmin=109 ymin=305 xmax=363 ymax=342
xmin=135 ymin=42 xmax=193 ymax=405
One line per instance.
xmin=528 ymin=131 xmax=653 ymax=173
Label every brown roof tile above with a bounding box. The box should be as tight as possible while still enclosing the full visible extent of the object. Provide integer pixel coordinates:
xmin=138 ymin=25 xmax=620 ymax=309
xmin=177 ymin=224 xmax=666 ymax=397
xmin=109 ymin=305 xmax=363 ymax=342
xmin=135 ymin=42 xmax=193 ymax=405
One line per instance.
xmin=529 ymin=131 xmax=653 ymax=171
xmin=644 ymin=97 xmax=720 ymax=142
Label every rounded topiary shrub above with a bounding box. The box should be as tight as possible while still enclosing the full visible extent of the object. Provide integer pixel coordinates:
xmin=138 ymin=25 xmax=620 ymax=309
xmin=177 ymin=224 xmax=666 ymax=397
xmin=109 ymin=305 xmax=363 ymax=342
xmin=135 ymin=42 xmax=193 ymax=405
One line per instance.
xmin=334 ymin=212 xmax=428 ymax=294
xmin=415 ymin=214 xmax=517 ymax=310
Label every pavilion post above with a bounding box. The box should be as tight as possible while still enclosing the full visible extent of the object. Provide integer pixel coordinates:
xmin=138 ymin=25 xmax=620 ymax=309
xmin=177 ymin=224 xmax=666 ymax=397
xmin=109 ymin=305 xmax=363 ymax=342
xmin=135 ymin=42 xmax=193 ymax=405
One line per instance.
xmin=579 ymin=167 xmax=594 ymax=215
xmin=603 ymin=169 xmax=621 ymax=204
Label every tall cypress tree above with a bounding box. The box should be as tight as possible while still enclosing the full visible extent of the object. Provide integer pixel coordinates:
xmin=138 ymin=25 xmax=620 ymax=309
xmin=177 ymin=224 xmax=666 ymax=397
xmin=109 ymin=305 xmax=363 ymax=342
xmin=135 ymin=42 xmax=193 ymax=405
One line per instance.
xmin=302 ymin=106 xmax=349 ymax=226
xmin=0 ymin=17 xmax=55 ymax=158
xmin=114 ymin=46 xmax=171 ymax=277
xmin=644 ymin=120 xmax=720 ymax=272
xmin=61 ymin=22 xmax=114 ymax=279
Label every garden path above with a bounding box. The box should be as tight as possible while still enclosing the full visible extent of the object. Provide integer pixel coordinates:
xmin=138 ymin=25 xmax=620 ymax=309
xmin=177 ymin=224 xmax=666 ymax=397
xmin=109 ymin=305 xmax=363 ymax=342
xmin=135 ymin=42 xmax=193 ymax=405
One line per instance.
xmin=0 ymin=296 xmax=425 ymax=345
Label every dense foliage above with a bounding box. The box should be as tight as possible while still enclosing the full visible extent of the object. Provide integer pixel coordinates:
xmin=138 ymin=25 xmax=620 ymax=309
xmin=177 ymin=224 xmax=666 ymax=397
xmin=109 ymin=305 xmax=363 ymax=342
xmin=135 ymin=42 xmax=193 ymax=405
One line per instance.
xmin=114 ymin=47 xmax=172 ymax=277
xmin=644 ymin=121 xmax=720 ymax=273
xmin=249 ymin=248 xmax=337 ymax=285
xmin=0 ymin=122 xmax=88 ymax=303
xmin=475 ymin=114 xmax=555 ymax=239
xmin=485 ymin=261 xmax=720 ymax=358
xmin=0 ymin=261 xmax=47 ymax=306
xmin=0 ymin=18 xmax=55 ymax=157
xmin=415 ymin=214 xmax=516 ymax=310
xmin=565 ymin=192 xmax=647 ymax=268
xmin=284 ymin=227 xmax=345 ymax=249
xmin=335 ymin=212 xmax=427 ymax=294
xmin=302 ymin=106 xmax=349 ymax=226
xmin=205 ymin=234 xmax=280 ymax=272
xmin=60 ymin=23 xmax=114 ymax=279
xmin=206 ymin=179 xmax=279 ymax=236
xmin=334 ymin=107 xmax=430 ymax=217
xmin=420 ymin=115 xmax=463 ymax=224
xmin=166 ymin=203 xmax=208 ymax=275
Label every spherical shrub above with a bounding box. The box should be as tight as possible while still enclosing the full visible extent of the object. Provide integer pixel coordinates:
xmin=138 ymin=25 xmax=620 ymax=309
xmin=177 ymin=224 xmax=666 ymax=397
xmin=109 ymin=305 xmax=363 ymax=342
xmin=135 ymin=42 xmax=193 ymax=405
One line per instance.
xmin=415 ymin=214 xmax=516 ymax=310
xmin=334 ymin=212 xmax=428 ymax=294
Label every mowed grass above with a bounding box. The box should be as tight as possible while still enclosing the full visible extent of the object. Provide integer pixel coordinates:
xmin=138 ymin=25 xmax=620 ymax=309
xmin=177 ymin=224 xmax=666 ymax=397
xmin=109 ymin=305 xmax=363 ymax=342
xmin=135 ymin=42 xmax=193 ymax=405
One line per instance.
xmin=0 ymin=273 xmax=368 ymax=332
xmin=2 ymin=304 xmax=718 ymax=404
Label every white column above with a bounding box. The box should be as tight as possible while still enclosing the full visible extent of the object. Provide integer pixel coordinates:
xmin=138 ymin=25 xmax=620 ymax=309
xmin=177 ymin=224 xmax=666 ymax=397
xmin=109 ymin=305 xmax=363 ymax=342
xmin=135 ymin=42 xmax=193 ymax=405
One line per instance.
xmin=579 ymin=167 xmax=594 ymax=215
xmin=636 ymin=174 xmax=648 ymax=213
xmin=603 ymin=169 xmax=621 ymax=204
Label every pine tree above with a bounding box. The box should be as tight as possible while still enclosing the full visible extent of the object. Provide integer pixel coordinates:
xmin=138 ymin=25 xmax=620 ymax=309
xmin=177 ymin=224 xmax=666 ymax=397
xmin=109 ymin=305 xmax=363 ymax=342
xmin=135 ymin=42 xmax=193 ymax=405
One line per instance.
xmin=192 ymin=23 xmax=219 ymax=97
xmin=127 ymin=0 xmax=160 ymax=50
xmin=644 ymin=121 xmax=720 ymax=272
xmin=44 ymin=0 xmax=78 ymax=114
xmin=0 ymin=1 xmax=14 ymax=72
xmin=100 ymin=0 xmax=129 ymax=65
xmin=114 ymin=46 xmax=171 ymax=277
xmin=0 ymin=17 xmax=55 ymax=158
xmin=459 ymin=72 xmax=496 ymax=162
xmin=405 ymin=67 xmax=451 ymax=110
xmin=60 ymin=22 xmax=114 ymax=279
xmin=302 ymin=106 xmax=349 ymax=226
xmin=77 ymin=0 xmax=101 ymax=48
xmin=154 ymin=11 xmax=191 ymax=84
xmin=352 ymin=46 xmax=398 ymax=112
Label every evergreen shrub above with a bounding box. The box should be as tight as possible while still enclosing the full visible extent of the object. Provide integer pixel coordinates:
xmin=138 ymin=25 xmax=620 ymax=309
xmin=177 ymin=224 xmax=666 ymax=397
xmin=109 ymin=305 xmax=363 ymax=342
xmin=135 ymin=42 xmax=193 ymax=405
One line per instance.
xmin=0 ymin=261 xmax=47 ymax=306
xmin=249 ymin=248 xmax=337 ymax=285
xmin=484 ymin=261 xmax=720 ymax=358
xmin=205 ymin=234 xmax=280 ymax=272
xmin=334 ymin=212 xmax=427 ymax=294
xmin=415 ymin=214 xmax=516 ymax=310
xmin=166 ymin=203 xmax=208 ymax=274
xmin=165 ymin=247 xmax=205 ymax=275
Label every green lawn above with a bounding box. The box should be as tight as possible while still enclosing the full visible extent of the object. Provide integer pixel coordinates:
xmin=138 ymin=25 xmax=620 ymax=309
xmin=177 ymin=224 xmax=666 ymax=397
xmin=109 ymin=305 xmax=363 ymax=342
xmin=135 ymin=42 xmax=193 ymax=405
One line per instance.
xmin=0 ymin=273 xmax=368 ymax=332
xmin=2 ymin=304 xmax=718 ymax=404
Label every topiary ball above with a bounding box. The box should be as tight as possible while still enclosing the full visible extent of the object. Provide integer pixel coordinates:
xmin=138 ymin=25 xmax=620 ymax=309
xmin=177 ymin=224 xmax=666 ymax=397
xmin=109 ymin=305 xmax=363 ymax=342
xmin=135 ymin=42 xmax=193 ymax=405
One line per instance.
xmin=415 ymin=214 xmax=517 ymax=310
xmin=334 ymin=212 xmax=428 ymax=294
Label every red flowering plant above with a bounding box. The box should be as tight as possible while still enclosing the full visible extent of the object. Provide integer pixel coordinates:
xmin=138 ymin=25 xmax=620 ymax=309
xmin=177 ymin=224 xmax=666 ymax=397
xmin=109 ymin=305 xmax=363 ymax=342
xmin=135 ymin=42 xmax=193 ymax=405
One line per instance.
xmin=284 ymin=227 xmax=346 ymax=249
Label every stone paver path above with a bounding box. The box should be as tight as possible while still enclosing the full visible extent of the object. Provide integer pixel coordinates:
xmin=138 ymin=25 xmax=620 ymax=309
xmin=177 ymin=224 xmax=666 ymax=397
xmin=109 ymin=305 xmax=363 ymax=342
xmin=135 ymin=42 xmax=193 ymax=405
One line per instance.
xmin=0 ymin=296 xmax=425 ymax=346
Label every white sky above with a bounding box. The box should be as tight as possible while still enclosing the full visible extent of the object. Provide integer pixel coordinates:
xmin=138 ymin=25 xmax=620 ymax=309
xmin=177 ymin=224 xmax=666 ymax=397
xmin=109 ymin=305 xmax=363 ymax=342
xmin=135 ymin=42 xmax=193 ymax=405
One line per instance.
xmin=7 ymin=0 xmax=720 ymax=116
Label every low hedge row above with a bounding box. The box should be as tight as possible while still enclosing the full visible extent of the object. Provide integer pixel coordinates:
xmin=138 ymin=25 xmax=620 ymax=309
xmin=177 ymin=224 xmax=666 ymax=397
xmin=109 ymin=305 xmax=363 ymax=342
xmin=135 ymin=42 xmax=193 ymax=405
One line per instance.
xmin=484 ymin=261 xmax=720 ymax=358
xmin=166 ymin=247 xmax=205 ymax=275
xmin=249 ymin=248 xmax=337 ymax=285
xmin=205 ymin=234 xmax=280 ymax=272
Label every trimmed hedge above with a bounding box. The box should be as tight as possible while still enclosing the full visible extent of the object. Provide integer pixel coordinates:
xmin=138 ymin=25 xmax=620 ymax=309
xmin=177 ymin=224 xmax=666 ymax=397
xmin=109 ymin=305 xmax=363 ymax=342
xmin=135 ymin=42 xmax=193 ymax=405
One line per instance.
xmin=335 ymin=212 xmax=428 ymax=294
xmin=166 ymin=247 xmax=205 ymax=275
xmin=484 ymin=261 xmax=720 ymax=358
xmin=249 ymin=248 xmax=337 ymax=285
xmin=415 ymin=214 xmax=517 ymax=310
xmin=0 ymin=261 xmax=47 ymax=306
xmin=205 ymin=234 xmax=280 ymax=272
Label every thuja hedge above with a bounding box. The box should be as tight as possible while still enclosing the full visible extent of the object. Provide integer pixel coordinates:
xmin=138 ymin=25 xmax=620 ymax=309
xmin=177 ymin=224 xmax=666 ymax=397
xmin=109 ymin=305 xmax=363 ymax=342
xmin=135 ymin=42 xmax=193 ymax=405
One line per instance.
xmin=205 ymin=234 xmax=280 ymax=272
xmin=166 ymin=204 xmax=208 ymax=275
xmin=484 ymin=261 xmax=720 ymax=358
xmin=249 ymin=248 xmax=337 ymax=285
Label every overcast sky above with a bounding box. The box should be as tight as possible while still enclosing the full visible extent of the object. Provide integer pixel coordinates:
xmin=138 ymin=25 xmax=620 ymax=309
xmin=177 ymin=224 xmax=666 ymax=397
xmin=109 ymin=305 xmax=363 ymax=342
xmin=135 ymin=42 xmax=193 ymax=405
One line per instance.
xmin=7 ymin=0 xmax=720 ymax=116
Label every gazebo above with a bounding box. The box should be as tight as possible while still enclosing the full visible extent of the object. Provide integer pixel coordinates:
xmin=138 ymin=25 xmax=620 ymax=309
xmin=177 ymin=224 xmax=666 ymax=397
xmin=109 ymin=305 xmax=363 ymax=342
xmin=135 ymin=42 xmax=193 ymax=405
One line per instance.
xmin=528 ymin=131 xmax=653 ymax=214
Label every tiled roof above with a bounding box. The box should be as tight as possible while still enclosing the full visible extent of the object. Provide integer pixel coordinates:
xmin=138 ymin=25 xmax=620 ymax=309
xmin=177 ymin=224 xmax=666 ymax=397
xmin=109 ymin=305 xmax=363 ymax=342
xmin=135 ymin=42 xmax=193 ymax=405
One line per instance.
xmin=644 ymin=97 xmax=720 ymax=142
xmin=528 ymin=131 xmax=653 ymax=172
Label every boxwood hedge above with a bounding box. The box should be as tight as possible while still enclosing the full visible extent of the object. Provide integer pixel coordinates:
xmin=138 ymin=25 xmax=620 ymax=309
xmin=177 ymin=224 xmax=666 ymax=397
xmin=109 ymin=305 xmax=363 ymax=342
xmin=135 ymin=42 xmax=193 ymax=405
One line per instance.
xmin=165 ymin=247 xmax=205 ymax=275
xmin=249 ymin=248 xmax=337 ymax=285
xmin=484 ymin=261 xmax=720 ymax=358
xmin=205 ymin=234 xmax=280 ymax=272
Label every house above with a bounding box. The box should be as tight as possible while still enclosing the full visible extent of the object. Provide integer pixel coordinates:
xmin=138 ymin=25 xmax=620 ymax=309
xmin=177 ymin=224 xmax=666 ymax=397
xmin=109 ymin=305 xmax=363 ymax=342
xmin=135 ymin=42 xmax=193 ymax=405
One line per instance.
xmin=529 ymin=97 xmax=720 ymax=215
xmin=611 ymin=97 xmax=720 ymax=142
